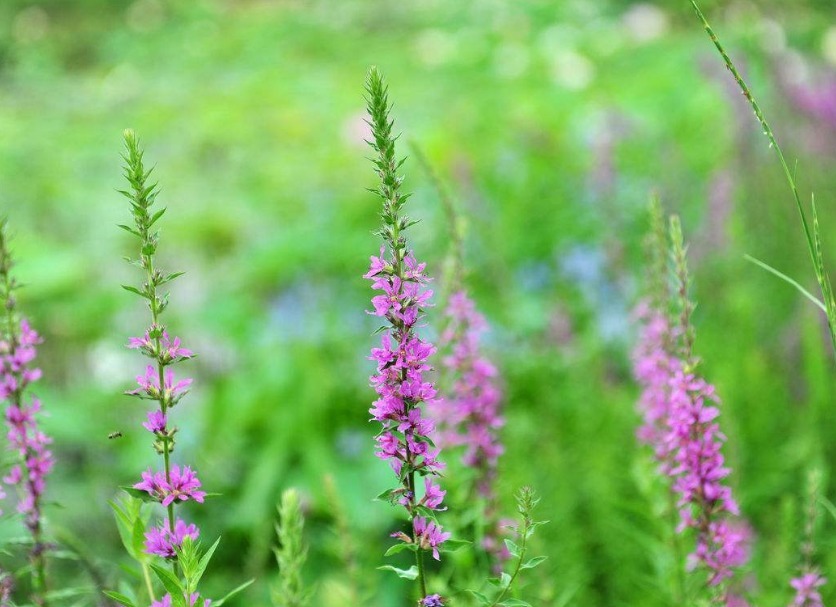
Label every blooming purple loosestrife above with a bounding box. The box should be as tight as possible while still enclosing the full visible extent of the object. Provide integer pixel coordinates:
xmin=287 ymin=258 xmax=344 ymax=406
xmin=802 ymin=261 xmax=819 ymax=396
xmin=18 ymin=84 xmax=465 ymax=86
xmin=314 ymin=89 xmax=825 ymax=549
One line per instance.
xmin=119 ymin=130 xmax=204 ymax=562
xmin=632 ymin=200 xmax=677 ymax=470
xmin=664 ymin=216 xmax=750 ymax=601
xmin=363 ymin=68 xmax=449 ymax=601
xmin=0 ymin=219 xmax=54 ymax=605
xmin=437 ymin=291 xmax=507 ymax=566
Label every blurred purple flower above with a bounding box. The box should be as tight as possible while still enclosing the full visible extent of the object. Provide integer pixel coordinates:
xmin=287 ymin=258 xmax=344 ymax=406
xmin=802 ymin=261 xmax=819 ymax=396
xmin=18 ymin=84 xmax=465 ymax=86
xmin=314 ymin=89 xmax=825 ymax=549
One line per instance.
xmin=1 ymin=319 xmax=54 ymax=533
xmin=789 ymin=571 xmax=826 ymax=607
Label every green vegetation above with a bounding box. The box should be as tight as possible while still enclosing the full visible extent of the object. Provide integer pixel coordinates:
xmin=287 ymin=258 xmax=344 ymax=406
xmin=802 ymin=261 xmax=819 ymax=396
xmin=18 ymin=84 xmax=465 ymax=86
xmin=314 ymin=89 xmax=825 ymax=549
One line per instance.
xmin=0 ymin=1 xmax=834 ymax=605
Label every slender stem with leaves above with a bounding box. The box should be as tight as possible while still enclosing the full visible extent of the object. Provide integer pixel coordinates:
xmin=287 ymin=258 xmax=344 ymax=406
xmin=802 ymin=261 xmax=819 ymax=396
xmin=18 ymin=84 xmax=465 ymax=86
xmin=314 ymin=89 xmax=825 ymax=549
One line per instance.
xmin=690 ymin=0 xmax=836 ymax=355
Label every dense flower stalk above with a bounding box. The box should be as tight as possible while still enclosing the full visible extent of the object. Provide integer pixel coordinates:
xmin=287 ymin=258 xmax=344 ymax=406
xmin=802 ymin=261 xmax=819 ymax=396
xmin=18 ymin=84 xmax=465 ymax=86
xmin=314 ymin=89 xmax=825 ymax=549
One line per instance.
xmin=632 ymin=301 xmax=676 ymax=467
xmin=0 ymin=219 xmax=54 ymax=606
xmin=634 ymin=209 xmax=751 ymax=603
xmin=632 ymin=199 xmax=677 ymax=467
xmin=364 ymin=67 xmax=448 ymax=601
xmin=120 ymin=130 xmax=204 ymax=563
xmin=663 ymin=216 xmax=750 ymax=599
xmin=437 ymin=291 xmax=506 ymax=564
xmin=411 ymin=142 xmax=508 ymax=569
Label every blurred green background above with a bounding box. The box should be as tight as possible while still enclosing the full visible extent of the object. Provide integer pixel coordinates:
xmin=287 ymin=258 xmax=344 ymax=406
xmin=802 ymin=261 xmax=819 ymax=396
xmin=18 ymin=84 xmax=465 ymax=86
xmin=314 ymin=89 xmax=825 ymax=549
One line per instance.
xmin=1 ymin=0 xmax=835 ymax=605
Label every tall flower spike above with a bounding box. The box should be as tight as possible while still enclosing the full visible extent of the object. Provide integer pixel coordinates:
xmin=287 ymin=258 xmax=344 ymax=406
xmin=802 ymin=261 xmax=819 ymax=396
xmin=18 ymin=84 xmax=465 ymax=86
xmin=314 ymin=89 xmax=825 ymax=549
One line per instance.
xmin=632 ymin=199 xmax=677 ymax=469
xmin=364 ymin=68 xmax=448 ymax=602
xmin=412 ymin=143 xmax=508 ymax=568
xmin=120 ymin=129 xmax=202 ymax=559
xmin=664 ymin=216 xmax=751 ymax=602
xmin=0 ymin=219 xmax=54 ymax=606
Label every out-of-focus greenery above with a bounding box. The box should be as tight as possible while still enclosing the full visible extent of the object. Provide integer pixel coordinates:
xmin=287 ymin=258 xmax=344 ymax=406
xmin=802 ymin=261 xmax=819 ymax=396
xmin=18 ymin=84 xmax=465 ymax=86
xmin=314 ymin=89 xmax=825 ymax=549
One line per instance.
xmin=0 ymin=0 xmax=835 ymax=605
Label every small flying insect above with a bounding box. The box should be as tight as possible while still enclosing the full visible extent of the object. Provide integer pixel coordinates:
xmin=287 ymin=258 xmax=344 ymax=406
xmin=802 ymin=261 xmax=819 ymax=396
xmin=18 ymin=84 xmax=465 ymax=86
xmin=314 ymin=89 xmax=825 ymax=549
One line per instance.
xmin=108 ymin=431 xmax=123 ymax=440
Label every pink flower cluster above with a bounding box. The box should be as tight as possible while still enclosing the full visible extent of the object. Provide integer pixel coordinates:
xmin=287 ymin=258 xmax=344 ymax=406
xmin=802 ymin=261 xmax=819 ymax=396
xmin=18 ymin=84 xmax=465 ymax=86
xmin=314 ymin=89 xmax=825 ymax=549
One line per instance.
xmin=145 ymin=519 xmax=199 ymax=559
xmin=365 ymin=247 xmax=449 ymax=558
xmin=0 ymin=319 xmax=54 ymax=532
xmin=128 ymin=365 xmax=193 ymax=406
xmin=633 ymin=298 xmax=751 ymax=598
xmin=789 ymin=571 xmax=826 ymax=607
xmin=437 ymin=291 xmax=504 ymax=492
xmin=667 ymin=368 xmax=749 ymax=587
xmin=436 ymin=291 xmax=506 ymax=565
xmin=134 ymin=465 xmax=206 ymax=508
xmin=632 ymin=301 xmax=676 ymax=468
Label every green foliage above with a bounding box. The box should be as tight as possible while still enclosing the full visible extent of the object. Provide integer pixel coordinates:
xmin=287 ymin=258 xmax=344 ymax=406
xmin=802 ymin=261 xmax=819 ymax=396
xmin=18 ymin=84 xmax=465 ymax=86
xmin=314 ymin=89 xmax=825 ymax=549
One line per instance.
xmin=0 ymin=1 xmax=834 ymax=606
xmin=272 ymin=489 xmax=310 ymax=607
xmin=691 ymin=0 xmax=836 ymax=354
xmin=468 ymin=487 xmax=548 ymax=607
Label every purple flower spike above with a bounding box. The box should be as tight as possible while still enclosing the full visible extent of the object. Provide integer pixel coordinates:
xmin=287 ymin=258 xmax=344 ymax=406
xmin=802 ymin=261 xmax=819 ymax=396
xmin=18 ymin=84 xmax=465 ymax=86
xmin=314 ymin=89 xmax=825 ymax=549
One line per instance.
xmin=436 ymin=290 xmax=506 ymax=565
xmin=633 ymin=215 xmax=752 ymax=599
xmin=1 ymin=319 xmax=54 ymax=534
xmin=421 ymin=594 xmax=445 ymax=607
xmin=364 ymin=68 xmax=451 ymax=574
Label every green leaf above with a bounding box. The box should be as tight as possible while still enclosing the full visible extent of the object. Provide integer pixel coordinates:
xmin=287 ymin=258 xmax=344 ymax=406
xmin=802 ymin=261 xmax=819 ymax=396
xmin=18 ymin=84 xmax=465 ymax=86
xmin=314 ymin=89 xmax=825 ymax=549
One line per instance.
xmin=377 ymin=565 xmax=419 ymax=580
xmin=466 ymin=590 xmax=491 ymax=605
xmin=121 ymin=487 xmax=158 ymax=503
xmin=499 ymin=600 xmax=532 ymax=607
xmin=131 ymin=515 xmax=147 ymax=561
xmin=374 ymin=488 xmax=397 ymax=502
xmin=384 ymin=542 xmax=416 ymax=556
xmin=504 ymin=539 xmax=520 ymax=558
xmin=192 ymin=537 xmax=221 ymax=588
xmin=117 ymin=224 xmax=141 ymax=237
xmin=500 ymin=571 xmax=512 ymax=589
xmin=213 ymin=579 xmax=255 ymax=607
xmin=103 ymin=591 xmax=137 ymax=607
xmin=520 ymin=556 xmax=547 ymax=570
xmin=744 ymin=254 xmax=826 ymax=313
xmin=440 ymin=538 xmax=471 ymax=553
xmin=149 ymin=207 xmax=167 ymax=227
xmin=819 ymin=496 xmax=836 ymax=522
xmin=121 ymin=285 xmax=147 ymax=298
xmin=150 ymin=564 xmax=185 ymax=606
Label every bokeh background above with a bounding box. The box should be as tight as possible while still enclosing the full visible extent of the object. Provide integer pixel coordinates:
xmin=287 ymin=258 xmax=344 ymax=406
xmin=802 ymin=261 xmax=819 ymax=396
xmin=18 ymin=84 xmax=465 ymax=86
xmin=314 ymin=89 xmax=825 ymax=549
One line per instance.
xmin=0 ymin=0 xmax=835 ymax=605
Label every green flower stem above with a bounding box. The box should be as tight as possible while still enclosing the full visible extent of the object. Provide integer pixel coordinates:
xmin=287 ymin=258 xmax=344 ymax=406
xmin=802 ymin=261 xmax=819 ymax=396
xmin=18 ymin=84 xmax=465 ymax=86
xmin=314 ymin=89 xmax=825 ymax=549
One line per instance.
xmin=128 ymin=134 xmax=176 ymax=537
xmin=487 ymin=514 xmax=530 ymax=607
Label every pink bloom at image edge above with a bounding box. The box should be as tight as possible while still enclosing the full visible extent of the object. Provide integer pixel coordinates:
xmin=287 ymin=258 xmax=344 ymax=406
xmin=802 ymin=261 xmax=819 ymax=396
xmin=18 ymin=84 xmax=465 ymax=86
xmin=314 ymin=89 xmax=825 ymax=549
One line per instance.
xmin=0 ymin=319 xmax=54 ymax=530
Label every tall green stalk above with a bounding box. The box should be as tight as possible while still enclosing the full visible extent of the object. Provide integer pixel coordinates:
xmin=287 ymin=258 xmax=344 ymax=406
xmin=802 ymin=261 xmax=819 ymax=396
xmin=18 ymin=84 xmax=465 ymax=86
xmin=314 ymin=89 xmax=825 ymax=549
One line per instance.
xmin=690 ymin=0 xmax=836 ymax=355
